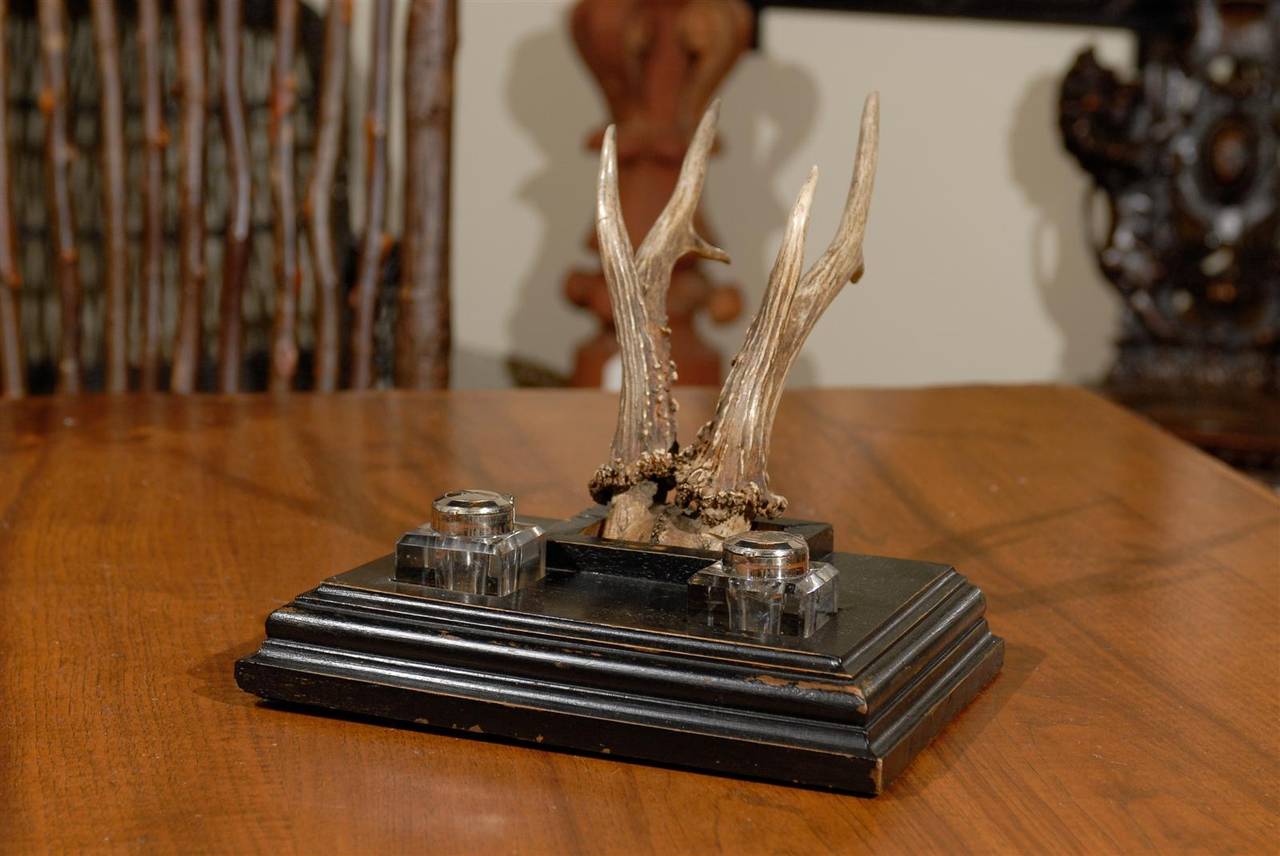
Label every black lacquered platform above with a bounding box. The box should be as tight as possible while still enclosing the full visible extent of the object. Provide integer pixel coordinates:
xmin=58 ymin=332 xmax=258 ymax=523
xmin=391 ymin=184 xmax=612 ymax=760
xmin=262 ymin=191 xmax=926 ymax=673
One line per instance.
xmin=235 ymin=511 xmax=1002 ymax=795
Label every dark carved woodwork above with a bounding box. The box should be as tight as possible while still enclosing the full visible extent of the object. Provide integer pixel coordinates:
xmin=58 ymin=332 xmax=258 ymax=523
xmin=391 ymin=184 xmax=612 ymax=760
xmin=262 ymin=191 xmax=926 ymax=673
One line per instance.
xmin=566 ymin=0 xmax=749 ymax=387
xmin=1059 ymin=0 xmax=1280 ymax=479
xmin=236 ymin=510 xmax=1003 ymax=795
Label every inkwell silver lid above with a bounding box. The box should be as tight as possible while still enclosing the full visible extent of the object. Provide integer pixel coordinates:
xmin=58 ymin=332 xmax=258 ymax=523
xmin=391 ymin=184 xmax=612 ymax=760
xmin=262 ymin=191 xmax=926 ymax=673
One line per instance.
xmin=430 ymin=489 xmax=515 ymax=537
xmin=722 ymin=530 xmax=809 ymax=579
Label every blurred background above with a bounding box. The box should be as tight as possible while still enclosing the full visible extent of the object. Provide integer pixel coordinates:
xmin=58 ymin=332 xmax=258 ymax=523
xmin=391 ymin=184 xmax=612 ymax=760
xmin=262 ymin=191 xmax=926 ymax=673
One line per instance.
xmin=446 ymin=1 xmax=1132 ymax=390
xmin=0 ymin=0 xmax=1275 ymax=480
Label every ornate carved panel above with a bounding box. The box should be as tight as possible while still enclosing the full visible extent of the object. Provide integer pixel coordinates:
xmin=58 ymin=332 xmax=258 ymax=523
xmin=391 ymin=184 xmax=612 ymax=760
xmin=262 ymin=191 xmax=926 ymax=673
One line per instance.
xmin=1059 ymin=0 xmax=1279 ymax=476
xmin=565 ymin=0 xmax=750 ymax=387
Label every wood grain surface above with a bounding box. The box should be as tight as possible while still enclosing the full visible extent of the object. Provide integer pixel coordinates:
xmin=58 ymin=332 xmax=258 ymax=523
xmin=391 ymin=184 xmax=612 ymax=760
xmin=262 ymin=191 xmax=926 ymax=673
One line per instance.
xmin=1 ymin=387 xmax=1276 ymax=853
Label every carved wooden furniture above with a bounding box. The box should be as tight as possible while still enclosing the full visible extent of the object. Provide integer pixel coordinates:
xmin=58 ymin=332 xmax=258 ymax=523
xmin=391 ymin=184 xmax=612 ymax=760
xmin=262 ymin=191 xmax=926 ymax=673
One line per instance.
xmin=0 ymin=0 xmax=456 ymax=398
xmin=5 ymin=386 xmax=1277 ymax=848
xmin=749 ymin=0 xmax=1277 ymax=480
xmin=565 ymin=0 xmax=751 ymax=387
xmin=1059 ymin=0 xmax=1279 ymax=481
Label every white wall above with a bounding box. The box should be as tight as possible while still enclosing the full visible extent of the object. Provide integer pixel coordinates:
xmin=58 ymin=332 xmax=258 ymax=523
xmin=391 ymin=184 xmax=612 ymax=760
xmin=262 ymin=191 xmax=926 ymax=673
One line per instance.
xmin=407 ymin=1 xmax=1134 ymax=387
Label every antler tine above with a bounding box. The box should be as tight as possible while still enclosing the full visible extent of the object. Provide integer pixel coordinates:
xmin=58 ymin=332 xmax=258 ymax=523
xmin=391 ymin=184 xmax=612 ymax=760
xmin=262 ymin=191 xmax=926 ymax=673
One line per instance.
xmin=635 ymin=99 xmax=730 ymax=314
xmin=594 ymin=121 xmax=671 ymax=459
xmin=663 ymin=93 xmax=880 ymax=548
xmin=590 ymin=103 xmax=733 ymax=540
xmin=787 ymin=92 xmax=878 ymax=344
xmin=761 ymin=92 xmax=879 ymax=430
xmin=663 ymin=167 xmax=818 ymax=540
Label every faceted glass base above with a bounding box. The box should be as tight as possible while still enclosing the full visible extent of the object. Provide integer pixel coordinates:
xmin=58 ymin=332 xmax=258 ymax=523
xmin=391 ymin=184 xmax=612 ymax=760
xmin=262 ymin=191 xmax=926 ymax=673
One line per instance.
xmin=395 ymin=522 xmax=545 ymax=596
xmin=688 ymin=560 xmax=839 ymax=638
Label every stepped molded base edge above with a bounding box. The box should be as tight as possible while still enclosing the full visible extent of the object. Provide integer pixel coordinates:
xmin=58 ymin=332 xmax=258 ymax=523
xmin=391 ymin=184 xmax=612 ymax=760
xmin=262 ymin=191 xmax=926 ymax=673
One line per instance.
xmin=235 ymin=513 xmax=1003 ymax=795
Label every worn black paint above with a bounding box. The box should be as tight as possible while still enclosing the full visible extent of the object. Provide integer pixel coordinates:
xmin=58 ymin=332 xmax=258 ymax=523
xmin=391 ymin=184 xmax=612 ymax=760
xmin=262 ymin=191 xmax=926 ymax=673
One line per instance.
xmin=235 ymin=513 xmax=1003 ymax=795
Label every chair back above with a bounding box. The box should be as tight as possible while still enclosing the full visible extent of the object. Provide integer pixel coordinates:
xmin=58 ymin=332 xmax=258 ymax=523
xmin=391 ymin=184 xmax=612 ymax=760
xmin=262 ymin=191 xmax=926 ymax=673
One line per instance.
xmin=0 ymin=0 xmax=455 ymax=396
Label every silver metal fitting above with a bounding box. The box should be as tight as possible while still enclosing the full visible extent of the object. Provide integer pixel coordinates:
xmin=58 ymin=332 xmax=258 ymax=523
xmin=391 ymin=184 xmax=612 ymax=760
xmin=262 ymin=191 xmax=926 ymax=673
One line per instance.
xmin=431 ymin=489 xmax=515 ymax=537
xmin=397 ymin=489 xmax=544 ymax=596
xmin=688 ymin=529 xmax=839 ymax=638
xmin=723 ymin=531 xmax=810 ymax=579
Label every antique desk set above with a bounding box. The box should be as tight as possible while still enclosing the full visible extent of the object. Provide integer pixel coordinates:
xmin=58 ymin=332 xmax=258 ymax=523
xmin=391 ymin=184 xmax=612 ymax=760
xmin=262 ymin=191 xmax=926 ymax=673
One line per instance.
xmin=236 ymin=95 xmax=1004 ymax=795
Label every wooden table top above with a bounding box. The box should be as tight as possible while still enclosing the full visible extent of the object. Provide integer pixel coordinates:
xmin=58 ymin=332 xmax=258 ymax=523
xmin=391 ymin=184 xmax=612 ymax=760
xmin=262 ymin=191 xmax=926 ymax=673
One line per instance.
xmin=3 ymin=386 xmax=1277 ymax=853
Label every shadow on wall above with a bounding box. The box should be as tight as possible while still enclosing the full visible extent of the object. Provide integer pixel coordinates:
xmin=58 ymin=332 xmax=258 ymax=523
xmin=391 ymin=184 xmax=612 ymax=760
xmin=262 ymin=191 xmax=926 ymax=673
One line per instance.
xmin=503 ymin=24 xmax=599 ymax=385
xmin=502 ymin=19 xmax=825 ymax=388
xmin=713 ymin=49 xmax=821 ymax=388
xmin=1008 ymin=72 xmax=1119 ymax=384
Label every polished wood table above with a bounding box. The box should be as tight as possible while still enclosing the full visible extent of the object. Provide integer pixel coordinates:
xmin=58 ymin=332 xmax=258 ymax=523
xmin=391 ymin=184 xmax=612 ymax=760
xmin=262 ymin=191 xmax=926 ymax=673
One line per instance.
xmin=3 ymin=387 xmax=1277 ymax=853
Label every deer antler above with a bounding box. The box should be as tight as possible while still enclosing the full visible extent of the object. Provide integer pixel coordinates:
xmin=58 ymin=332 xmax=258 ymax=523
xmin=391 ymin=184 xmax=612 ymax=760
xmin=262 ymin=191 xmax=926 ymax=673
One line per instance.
xmin=589 ymin=93 xmax=880 ymax=549
xmin=589 ymin=102 xmax=730 ymax=540
xmin=662 ymin=93 xmax=879 ymax=547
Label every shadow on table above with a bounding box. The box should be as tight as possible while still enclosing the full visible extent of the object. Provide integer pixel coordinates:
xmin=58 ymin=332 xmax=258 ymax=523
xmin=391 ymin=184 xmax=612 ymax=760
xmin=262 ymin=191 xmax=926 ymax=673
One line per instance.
xmin=190 ymin=640 xmax=264 ymax=709
xmin=887 ymin=642 xmax=1044 ymax=798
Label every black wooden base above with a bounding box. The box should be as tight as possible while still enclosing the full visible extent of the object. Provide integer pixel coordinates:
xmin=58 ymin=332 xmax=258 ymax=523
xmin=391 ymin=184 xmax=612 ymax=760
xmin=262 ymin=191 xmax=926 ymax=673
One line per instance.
xmin=235 ymin=511 xmax=1003 ymax=795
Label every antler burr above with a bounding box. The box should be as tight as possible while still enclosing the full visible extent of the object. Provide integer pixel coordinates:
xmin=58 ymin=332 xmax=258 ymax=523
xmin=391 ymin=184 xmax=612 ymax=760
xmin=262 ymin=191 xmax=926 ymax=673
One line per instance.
xmin=590 ymin=94 xmax=880 ymax=549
